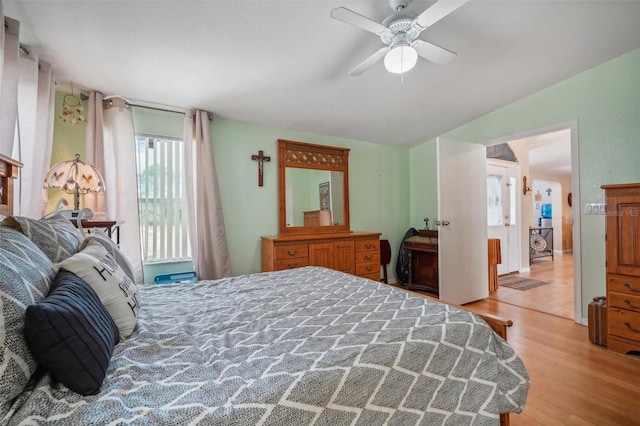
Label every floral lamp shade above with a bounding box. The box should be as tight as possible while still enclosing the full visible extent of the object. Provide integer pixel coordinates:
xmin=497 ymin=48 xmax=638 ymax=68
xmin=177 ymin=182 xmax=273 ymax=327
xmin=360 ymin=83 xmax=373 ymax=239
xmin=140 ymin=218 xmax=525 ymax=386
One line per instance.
xmin=44 ymin=154 xmax=105 ymax=210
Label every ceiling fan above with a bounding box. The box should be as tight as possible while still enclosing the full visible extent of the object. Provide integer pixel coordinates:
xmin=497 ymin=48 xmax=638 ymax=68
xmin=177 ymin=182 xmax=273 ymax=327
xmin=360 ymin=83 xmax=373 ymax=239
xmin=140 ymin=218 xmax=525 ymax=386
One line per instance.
xmin=331 ymin=0 xmax=469 ymax=76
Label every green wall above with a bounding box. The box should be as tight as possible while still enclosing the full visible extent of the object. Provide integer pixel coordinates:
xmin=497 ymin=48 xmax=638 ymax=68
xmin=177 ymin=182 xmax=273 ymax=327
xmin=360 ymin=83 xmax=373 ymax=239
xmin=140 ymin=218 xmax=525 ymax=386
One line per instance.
xmin=47 ymin=91 xmax=88 ymax=212
xmin=410 ymin=48 xmax=640 ymax=318
xmin=409 ymin=139 xmax=438 ymax=230
xmin=211 ymin=118 xmax=411 ymax=277
xmin=49 ymin=97 xmax=411 ymax=282
xmin=50 ymin=47 xmax=640 ymax=299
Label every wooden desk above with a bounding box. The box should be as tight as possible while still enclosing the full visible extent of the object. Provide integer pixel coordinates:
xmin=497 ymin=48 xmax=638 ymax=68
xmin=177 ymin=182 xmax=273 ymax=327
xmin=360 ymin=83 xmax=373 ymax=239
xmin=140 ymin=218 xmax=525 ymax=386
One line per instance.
xmin=404 ymin=231 xmax=439 ymax=296
xmin=71 ymin=220 xmax=122 ymax=245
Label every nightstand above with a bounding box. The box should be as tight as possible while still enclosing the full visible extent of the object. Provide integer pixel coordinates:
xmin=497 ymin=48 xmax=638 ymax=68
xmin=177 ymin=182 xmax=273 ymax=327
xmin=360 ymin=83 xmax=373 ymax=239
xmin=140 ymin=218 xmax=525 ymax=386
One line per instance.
xmin=71 ymin=220 xmax=123 ymax=245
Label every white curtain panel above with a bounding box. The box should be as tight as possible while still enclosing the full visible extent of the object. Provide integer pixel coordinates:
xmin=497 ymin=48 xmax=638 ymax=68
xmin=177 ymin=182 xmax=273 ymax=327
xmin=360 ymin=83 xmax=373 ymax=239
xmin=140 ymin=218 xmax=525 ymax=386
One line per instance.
xmin=15 ymin=51 xmax=55 ymax=218
xmin=100 ymin=97 xmax=143 ymax=283
xmin=0 ymin=11 xmax=55 ymax=217
xmin=0 ymin=16 xmax=19 ymax=156
xmin=84 ymin=95 xmax=143 ymax=282
xmin=183 ymin=110 xmax=232 ymax=280
xmin=1 ymin=2 xmax=4 ymax=100
xmin=83 ymin=91 xmax=107 ymax=214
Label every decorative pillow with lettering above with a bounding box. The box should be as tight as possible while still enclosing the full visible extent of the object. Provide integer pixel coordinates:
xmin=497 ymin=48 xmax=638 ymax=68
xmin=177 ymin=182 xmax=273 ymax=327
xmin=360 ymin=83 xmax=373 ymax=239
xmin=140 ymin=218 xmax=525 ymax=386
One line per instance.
xmin=80 ymin=231 xmax=135 ymax=283
xmin=53 ymin=239 xmax=140 ymax=338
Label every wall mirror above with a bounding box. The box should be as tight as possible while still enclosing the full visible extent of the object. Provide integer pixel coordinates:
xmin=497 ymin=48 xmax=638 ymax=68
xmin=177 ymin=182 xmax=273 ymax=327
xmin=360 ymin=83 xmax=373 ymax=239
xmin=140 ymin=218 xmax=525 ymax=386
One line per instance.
xmin=278 ymin=139 xmax=350 ymax=235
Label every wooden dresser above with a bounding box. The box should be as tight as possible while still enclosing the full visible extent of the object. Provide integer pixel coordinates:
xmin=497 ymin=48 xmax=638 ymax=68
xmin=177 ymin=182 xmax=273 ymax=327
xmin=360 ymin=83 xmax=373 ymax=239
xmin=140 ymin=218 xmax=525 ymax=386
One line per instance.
xmin=602 ymin=183 xmax=640 ymax=354
xmin=262 ymin=232 xmax=381 ymax=281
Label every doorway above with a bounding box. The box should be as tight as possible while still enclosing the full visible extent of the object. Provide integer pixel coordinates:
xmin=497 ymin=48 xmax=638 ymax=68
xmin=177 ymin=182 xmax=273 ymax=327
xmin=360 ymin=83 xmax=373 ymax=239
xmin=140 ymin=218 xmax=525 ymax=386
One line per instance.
xmin=487 ymin=161 xmax=520 ymax=276
xmin=484 ymin=123 xmax=579 ymax=321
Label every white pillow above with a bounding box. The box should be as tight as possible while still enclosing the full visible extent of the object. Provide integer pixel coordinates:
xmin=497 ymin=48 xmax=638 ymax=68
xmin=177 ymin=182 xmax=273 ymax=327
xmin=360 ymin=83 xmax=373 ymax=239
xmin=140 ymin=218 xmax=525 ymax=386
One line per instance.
xmin=54 ymin=240 xmax=140 ymax=338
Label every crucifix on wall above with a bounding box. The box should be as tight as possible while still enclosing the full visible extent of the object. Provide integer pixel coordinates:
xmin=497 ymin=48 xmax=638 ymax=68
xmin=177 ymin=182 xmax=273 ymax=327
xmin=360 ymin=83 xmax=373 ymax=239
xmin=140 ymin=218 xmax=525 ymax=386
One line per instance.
xmin=546 ymin=188 xmax=552 ymax=196
xmin=251 ymin=150 xmax=271 ymax=187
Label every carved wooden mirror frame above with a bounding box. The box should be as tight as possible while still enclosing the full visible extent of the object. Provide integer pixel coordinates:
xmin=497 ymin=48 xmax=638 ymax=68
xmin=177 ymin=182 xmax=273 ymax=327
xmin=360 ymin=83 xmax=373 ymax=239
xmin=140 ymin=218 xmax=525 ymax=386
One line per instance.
xmin=278 ymin=139 xmax=351 ymax=235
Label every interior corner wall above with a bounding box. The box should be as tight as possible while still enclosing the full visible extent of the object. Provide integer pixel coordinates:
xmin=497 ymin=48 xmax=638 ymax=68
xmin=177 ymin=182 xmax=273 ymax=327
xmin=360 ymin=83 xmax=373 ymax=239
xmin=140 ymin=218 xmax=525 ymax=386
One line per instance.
xmin=409 ymin=139 xmax=438 ymax=230
xmin=210 ymin=118 xmax=412 ymax=278
xmin=47 ymin=91 xmax=88 ymax=213
xmin=50 ymin=95 xmax=411 ymax=282
xmin=412 ymin=48 xmax=640 ymax=319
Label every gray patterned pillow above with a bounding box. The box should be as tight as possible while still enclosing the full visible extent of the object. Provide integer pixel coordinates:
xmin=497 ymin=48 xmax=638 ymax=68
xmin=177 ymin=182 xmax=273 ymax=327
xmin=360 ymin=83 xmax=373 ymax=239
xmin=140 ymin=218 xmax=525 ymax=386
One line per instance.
xmin=2 ymin=213 xmax=84 ymax=263
xmin=0 ymin=226 xmax=55 ymax=419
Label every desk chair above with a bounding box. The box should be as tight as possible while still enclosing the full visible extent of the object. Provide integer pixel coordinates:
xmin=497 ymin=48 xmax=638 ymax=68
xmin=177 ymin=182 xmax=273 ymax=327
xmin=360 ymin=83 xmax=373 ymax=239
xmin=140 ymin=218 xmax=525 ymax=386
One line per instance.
xmin=380 ymin=239 xmax=392 ymax=283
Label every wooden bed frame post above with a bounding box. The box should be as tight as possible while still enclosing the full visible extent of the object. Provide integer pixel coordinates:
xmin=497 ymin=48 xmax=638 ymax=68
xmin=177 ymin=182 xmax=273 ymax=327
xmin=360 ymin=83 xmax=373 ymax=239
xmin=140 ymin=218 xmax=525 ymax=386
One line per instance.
xmin=0 ymin=154 xmax=23 ymax=217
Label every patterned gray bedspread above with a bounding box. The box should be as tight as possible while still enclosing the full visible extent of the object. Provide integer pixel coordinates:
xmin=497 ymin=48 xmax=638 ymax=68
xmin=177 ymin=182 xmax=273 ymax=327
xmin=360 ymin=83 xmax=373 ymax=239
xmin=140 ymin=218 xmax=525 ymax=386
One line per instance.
xmin=8 ymin=267 xmax=529 ymax=425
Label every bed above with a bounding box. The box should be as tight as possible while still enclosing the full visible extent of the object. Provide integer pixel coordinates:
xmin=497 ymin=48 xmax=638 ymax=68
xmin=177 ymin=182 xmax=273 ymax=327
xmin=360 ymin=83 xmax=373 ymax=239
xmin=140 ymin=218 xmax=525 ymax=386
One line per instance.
xmin=1 ymin=158 xmax=528 ymax=425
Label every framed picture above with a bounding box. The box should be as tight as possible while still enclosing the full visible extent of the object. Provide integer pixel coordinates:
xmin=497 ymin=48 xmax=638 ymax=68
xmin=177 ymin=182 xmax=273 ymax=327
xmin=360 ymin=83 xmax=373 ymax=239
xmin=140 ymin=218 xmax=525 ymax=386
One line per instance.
xmin=319 ymin=182 xmax=330 ymax=210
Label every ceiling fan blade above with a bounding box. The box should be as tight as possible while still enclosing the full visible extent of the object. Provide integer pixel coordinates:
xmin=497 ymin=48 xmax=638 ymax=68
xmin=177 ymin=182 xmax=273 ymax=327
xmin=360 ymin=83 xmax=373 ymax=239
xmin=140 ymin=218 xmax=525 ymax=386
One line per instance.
xmin=414 ymin=0 xmax=469 ymax=29
xmin=331 ymin=7 xmax=387 ymax=35
xmin=413 ymin=40 xmax=457 ymax=66
xmin=349 ymin=47 xmax=390 ymax=76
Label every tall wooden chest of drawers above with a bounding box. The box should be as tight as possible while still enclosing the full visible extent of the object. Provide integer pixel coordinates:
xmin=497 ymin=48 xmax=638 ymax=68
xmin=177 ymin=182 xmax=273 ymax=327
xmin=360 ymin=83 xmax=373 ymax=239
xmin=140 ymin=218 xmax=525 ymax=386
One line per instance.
xmin=602 ymin=183 xmax=640 ymax=354
xmin=262 ymin=232 xmax=381 ymax=281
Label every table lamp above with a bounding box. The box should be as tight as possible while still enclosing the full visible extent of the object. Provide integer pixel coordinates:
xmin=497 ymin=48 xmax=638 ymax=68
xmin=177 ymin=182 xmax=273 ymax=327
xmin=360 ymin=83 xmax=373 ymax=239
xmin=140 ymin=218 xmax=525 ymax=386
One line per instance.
xmin=43 ymin=154 xmax=105 ymax=213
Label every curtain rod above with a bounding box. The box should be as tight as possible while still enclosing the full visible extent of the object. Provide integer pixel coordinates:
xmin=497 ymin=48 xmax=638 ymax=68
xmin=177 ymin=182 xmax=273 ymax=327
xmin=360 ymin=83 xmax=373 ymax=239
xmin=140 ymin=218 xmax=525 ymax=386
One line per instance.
xmin=129 ymin=103 xmax=213 ymax=121
xmin=129 ymin=103 xmax=186 ymax=116
xmin=81 ymin=93 xmax=212 ymax=121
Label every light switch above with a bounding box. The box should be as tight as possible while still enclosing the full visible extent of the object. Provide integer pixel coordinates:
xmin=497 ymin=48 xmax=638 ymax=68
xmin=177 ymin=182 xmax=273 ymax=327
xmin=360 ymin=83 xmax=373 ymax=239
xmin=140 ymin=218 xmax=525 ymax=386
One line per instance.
xmin=585 ymin=203 xmax=606 ymax=214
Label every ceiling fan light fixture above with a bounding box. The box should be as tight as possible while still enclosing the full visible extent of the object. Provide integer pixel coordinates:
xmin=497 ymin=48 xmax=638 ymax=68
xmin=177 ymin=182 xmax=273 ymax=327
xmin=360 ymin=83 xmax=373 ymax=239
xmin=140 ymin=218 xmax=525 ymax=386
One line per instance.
xmin=384 ymin=44 xmax=417 ymax=74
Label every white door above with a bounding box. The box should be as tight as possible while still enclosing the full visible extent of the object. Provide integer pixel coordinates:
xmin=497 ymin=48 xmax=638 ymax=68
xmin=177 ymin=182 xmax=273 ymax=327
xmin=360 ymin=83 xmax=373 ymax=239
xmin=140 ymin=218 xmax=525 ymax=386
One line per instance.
xmin=437 ymin=138 xmax=488 ymax=305
xmin=486 ymin=163 xmax=521 ymax=275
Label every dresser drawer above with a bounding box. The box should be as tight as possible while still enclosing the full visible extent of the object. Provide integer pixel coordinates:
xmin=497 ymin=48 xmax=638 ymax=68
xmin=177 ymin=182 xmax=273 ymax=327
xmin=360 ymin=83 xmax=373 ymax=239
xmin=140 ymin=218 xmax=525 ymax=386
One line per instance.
xmin=608 ymin=274 xmax=640 ymax=296
xmin=356 ymin=239 xmax=378 ymax=253
xmin=608 ymin=307 xmax=640 ymax=343
xmin=608 ymin=291 xmax=640 ymax=314
xmin=275 ymin=258 xmax=310 ymax=270
xmin=359 ymin=272 xmax=380 ymax=281
xmin=275 ymin=244 xmax=309 ymax=260
xmin=356 ymin=262 xmax=379 ymax=276
xmin=356 ymin=251 xmax=380 ymax=264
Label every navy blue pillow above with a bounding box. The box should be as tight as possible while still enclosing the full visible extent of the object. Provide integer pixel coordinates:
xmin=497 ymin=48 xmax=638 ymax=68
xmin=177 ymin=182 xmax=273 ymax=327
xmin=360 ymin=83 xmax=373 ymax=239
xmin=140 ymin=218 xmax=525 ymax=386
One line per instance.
xmin=24 ymin=270 xmax=120 ymax=395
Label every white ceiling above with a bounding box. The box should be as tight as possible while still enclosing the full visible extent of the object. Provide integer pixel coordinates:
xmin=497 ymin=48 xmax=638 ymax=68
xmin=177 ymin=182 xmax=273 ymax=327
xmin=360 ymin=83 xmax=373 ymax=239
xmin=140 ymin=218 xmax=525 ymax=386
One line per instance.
xmin=4 ymin=0 xmax=640 ymax=148
xmin=519 ymin=129 xmax=572 ymax=176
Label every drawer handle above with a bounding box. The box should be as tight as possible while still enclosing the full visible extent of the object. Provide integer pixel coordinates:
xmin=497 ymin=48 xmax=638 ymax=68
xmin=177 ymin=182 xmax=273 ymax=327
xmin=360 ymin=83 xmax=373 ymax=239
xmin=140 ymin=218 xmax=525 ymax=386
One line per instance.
xmin=365 ymin=265 xmax=373 ymax=272
xmin=624 ymin=299 xmax=640 ymax=309
xmin=365 ymin=244 xmax=373 ymax=249
xmin=624 ymin=321 xmax=640 ymax=333
xmin=287 ymin=262 xmax=298 ymax=268
xmin=364 ymin=255 xmax=372 ymax=261
xmin=624 ymin=282 xmax=640 ymax=293
xmin=287 ymin=250 xmax=298 ymax=257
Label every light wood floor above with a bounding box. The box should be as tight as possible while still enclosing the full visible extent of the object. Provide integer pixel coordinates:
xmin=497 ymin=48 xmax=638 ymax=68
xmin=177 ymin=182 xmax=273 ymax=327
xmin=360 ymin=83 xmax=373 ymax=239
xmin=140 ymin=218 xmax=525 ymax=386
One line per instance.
xmin=397 ymin=255 xmax=640 ymax=423
xmin=464 ymin=298 xmax=640 ymax=425
xmin=489 ymin=253 xmax=575 ymax=319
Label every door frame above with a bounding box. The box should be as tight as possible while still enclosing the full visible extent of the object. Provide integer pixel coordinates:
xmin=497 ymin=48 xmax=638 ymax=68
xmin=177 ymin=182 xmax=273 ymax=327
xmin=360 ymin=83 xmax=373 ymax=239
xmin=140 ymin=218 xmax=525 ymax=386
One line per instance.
xmin=481 ymin=120 xmax=582 ymax=324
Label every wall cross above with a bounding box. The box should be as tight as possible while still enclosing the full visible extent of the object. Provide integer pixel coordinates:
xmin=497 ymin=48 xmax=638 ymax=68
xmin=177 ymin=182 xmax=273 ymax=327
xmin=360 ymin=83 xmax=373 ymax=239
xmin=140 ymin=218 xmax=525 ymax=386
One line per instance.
xmin=251 ymin=150 xmax=271 ymax=187
xmin=546 ymin=187 xmax=552 ymax=196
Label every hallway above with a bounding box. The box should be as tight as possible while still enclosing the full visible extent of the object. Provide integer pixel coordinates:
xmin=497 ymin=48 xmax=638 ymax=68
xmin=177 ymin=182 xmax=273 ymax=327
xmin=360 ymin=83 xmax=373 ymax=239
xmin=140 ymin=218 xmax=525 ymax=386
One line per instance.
xmin=488 ymin=253 xmax=574 ymax=319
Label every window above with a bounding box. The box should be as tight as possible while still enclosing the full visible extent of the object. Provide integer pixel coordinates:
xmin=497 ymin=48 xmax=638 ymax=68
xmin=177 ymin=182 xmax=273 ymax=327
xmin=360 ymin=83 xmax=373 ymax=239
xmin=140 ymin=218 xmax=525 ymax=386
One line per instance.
xmin=135 ymin=134 xmax=191 ymax=262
